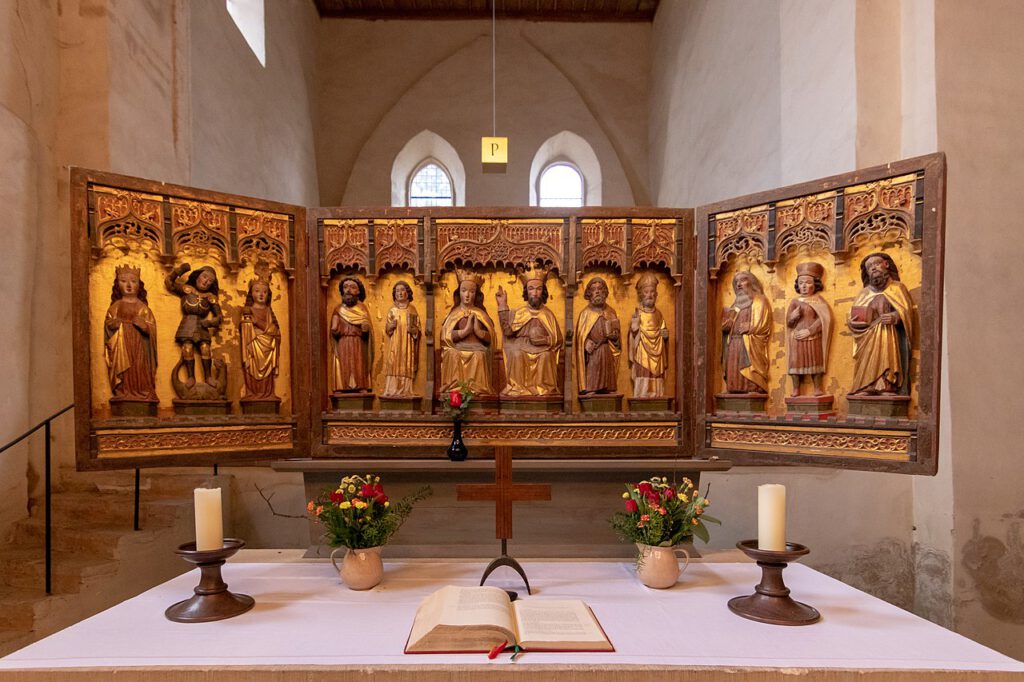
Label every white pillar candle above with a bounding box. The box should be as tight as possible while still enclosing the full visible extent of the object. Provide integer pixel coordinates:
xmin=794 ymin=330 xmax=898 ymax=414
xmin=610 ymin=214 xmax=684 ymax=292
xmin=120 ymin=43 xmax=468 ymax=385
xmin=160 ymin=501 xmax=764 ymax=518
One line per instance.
xmin=757 ymin=484 xmax=786 ymax=551
xmin=194 ymin=487 xmax=223 ymax=551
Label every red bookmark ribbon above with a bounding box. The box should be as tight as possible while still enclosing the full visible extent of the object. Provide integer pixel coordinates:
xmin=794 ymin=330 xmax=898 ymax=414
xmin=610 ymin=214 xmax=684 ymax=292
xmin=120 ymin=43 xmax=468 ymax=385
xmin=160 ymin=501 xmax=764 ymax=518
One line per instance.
xmin=487 ymin=641 xmax=508 ymax=659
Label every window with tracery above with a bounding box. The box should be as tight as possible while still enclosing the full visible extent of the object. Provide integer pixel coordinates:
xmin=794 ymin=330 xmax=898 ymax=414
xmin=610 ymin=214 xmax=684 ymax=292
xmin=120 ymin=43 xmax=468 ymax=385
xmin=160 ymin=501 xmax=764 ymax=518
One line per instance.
xmin=408 ymin=162 xmax=455 ymax=207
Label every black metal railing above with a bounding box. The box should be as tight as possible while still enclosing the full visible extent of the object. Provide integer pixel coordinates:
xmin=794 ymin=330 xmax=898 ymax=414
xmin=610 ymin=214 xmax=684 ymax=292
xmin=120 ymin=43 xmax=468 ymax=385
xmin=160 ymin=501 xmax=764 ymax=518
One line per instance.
xmin=0 ymin=404 xmax=74 ymax=594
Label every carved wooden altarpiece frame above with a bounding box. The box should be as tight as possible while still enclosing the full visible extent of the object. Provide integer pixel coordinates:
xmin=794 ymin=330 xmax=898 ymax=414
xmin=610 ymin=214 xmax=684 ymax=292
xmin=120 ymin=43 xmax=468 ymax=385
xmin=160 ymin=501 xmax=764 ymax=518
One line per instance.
xmin=70 ymin=153 xmax=944 ymax=475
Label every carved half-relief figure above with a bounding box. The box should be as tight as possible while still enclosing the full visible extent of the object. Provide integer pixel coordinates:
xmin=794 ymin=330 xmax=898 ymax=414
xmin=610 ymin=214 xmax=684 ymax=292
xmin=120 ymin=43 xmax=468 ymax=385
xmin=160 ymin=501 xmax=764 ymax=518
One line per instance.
xmin=331 ymin=276 xmax=373 ymax=393
xmin=721 ymin=271 xmax=770 ymax=394
xmin=240 ymin=276 xmax=281 ymax=400
xmin=575 ymin=277 xmax=621 ymax=394
xmin=786 ymin=262 xmax=832 ymax=397
xmin=440 ymin=270 xmax=495 ymax=395
xmin=848 ymin=253 xmax=913 ymax=396
xmin=496 ymin=263 xmax=563 ymax=397
xmin=166 ymin=263 xmax=222 ymax=388
xmin=105 ymin=265 xmax=158 ymax=401
xmin=381 ymin=281 xmax=420 ymax=398
xmin=628 ymin=272 xmax=669 ymax=398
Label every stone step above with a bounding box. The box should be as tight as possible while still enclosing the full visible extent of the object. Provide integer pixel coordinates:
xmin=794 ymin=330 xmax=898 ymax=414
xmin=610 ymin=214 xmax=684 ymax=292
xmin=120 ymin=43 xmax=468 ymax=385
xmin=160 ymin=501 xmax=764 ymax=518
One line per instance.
xmin=0 ymin=548 xmax=119 ymax=593
xmin=57 ymin=469 xmax=225 ymax=499
xmin=0 ymin=586 xmax=47 ymax=631
xmin=7 ymin=517 xmax=159 ymax=559
xmin=35 ymin=491 xmax=186 ymax=529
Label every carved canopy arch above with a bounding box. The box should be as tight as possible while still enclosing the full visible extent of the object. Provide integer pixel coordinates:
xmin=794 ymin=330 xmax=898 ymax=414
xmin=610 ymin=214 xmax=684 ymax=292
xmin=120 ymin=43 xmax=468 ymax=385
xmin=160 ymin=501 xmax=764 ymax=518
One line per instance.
xmin=93 ymin=187 xmax=165 ymax=255
xmin=375 ymin=219 xmax=420 ymax=276
xmin=712 ymin=207 xmax=768 ymax=272
xmin=170 ymin=199 xmax=231 ymax=263
xmin=632 ymin=219 xmax=677 ymax=273
xmin=775 ymin=194 xmax=836 ymax=259
xmin=843 ymin=176 xmax=915 ymax=248
xmin=236 ymin=209 xmax=291 ymax=271
xmin=435 ymin=219 xmax=564 ymax=273
xmin=580 ymin=219 xmax=625 ymax=273
xmin=322 ymin=219 xmax=370 ymax=279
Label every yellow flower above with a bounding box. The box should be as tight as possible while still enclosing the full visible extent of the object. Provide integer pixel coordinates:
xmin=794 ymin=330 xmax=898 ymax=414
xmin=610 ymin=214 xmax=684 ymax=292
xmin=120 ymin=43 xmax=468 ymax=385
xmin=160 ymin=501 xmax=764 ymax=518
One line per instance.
xmin=384 ymin=501 xmax=390 ymax=508
xmin=339 ymin=501 xmax=351 ymax=510
xmin=622 ymin=492 xmax=630 ymax=499
xmin=353 ymin=499 xmax=367 ymax=509
xmin=348 ymin=485 xmax=356 ymax=493
xmin=374 ymin=476 xmax=381 ymax=484
xmin=704 ymin=499 xmax=711 ymax=507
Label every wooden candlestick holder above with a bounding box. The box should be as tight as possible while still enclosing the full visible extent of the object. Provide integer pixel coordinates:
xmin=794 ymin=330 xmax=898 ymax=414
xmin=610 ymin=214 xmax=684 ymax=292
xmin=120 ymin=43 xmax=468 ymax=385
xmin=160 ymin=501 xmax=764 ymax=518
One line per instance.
xmin=727 ymin=539 xmax=820 ymax=626
xmin=165 ymin=538 xmax=255 ymax=623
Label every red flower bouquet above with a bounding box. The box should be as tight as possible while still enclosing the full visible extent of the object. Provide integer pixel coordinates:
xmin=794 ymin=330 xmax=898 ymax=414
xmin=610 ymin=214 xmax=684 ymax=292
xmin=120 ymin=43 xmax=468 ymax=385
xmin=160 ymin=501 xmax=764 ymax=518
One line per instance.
xmin=308 ymin=473 xmax=431 ymax=549
xmin=609 ymin=476 xmax=720 ymax=549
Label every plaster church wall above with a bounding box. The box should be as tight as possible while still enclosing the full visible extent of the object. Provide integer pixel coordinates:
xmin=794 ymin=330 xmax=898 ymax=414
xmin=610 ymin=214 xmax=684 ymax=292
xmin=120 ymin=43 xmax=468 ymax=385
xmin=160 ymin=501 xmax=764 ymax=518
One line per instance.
xmin=0 ymin=0 xmax=321 ymax=549
xmin=651 ymin=0 xmax=1024 ymax=661
xmin=649 ymin=0 xmax=918 ymax=605
xmin=0 ymin=0 xmax=61 ymax=535
xmin=316 ymin=19 xmax=650 ymax=207
xmin=934 ymin=0 xmax=1024 ymax=658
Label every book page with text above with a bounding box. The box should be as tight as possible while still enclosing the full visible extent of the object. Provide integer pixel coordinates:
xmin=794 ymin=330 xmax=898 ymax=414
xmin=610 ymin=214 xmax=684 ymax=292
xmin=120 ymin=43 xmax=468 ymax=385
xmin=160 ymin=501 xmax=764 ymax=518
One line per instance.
xmin=512 ymin=599 xmax=611 ymax=650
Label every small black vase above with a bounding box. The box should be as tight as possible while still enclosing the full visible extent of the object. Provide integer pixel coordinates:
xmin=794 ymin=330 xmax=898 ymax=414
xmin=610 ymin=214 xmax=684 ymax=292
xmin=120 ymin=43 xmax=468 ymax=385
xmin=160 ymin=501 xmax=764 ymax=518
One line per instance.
xmin=447 ymin=419 xmax=468 ymax=462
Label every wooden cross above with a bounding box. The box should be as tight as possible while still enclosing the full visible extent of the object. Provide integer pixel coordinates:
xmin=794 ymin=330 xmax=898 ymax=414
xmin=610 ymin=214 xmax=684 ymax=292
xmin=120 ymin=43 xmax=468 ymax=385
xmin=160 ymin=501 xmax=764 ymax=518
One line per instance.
xmin=456 ymin=446 xmax=551 ymax=539
xmin=456 ymin=445 xmax=551 ymax=594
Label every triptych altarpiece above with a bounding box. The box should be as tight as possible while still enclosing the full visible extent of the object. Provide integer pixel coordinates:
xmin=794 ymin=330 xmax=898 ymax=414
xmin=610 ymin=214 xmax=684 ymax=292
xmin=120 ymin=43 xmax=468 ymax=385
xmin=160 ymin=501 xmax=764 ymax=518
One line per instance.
xmin=70 ymin=153 xmax=945 ymax=475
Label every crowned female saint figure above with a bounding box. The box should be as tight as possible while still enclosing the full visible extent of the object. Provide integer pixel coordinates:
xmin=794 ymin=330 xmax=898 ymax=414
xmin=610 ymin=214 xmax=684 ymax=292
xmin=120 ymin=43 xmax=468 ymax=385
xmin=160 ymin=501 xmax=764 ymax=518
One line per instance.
xmin=381 ymin=281 xmax=420 ymax=398
xmin=105 ymin=265 xmax=158 ymax=414
xmin=439 ymin=270 xmax=495 ymax=395
xmin=240 ymin=275 xmax=281 ymax=404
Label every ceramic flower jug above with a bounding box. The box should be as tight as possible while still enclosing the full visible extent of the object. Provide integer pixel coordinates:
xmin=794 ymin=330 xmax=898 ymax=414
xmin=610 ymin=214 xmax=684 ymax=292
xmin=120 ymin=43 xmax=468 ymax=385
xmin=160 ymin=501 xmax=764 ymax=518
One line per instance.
xmin=635 ymin=543 xmax=690 ymax=589
xmin=331 ymin=546 xmax=384 ymax=590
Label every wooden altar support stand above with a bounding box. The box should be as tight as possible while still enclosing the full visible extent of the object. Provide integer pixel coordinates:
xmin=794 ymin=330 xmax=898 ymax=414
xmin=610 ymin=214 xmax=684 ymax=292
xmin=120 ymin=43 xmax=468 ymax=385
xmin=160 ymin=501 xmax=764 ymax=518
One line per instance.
xmin=455 ymin=446 xmax=551 ymax=594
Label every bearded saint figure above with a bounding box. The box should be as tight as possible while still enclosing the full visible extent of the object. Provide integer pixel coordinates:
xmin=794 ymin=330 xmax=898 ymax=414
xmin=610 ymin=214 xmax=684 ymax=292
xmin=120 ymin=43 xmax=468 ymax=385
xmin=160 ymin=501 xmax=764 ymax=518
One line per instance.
xmin=496 ymin=263 xmax=563 ymax=397
xmin=330 ymin=276 xmax=372 ymax=393
xmin=575 ymin=277 xmax=620 ymax=395
xmin=847 ymin=253 xmax=913 ymax=396
xmin=721 ymin=271 xmax=770 ymax=394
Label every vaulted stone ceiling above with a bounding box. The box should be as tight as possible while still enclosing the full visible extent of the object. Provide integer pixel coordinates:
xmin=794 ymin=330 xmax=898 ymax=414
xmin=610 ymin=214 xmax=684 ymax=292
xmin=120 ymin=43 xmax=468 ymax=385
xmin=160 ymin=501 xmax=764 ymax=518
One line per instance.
xmin=313 ymin=0 xmax=658 ymax=22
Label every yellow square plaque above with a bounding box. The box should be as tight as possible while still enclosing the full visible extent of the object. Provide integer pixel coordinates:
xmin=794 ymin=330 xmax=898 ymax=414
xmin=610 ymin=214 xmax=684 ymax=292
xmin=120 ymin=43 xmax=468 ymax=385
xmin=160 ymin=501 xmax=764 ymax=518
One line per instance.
xmin=481 ymin=137 xmax=508 ymax=164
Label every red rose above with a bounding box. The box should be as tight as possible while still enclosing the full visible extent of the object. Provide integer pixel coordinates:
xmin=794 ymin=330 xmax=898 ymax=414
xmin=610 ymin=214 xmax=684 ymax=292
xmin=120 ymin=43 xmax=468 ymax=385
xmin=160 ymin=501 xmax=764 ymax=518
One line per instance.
xmin=646 ymin=491 xmax=660 ymax=505
xmin=374 ymin=493 xmax=389 ymax=505
xmin=359 ymin=484 xmax=374 ymax=497
xmin=637 ymin=482 xmax=653 ymax=495
xmin=329 ymin=491 xmax=343 ymax=504
xmin=664 ymin=488 xmax=676 ymax=499
xmin=449 ymin=390 xmax=463 ymax=408
xmin=624 ymin=499 xmax=638 ymax=513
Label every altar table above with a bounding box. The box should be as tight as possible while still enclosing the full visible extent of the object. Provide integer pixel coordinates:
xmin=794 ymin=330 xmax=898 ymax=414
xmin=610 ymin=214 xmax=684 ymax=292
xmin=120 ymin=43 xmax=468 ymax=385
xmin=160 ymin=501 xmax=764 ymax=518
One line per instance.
xmin=1 ymin=555 xmax=1021 ymax=681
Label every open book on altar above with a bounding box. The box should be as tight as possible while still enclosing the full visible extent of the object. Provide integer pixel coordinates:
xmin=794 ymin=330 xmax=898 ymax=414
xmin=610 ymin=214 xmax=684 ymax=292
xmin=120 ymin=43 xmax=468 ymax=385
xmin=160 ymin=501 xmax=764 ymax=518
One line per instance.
xmin=405 ymin=585 xmax=614 ymax=654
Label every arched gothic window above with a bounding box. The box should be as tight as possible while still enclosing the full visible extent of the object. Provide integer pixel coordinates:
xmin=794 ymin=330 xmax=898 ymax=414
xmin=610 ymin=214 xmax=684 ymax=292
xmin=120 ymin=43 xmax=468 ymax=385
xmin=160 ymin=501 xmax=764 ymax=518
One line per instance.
xmin=538 ymin=163 xmax=585 ymax=207
xmin=408 ymin=162 xmax=455 ymax=207
xmin=529 ymin=131 xmax=602 ymax=207
xmin=391 ymin=131 xmax=466 ymax=207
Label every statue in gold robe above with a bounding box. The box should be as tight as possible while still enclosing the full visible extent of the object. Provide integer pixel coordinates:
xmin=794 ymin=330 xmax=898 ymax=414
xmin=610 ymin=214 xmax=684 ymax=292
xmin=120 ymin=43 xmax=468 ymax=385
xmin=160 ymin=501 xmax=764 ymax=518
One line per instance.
xmin=439 ymin=270 xmax=495 ymax=395
xmin=628 ymin=272 xmax=669 ymax=398
xmin=721 ymin=271 xmax=770 ymax=394
xmin=381 ymin=281 xmax=420 ymax=398
xmin=848 ymin=253 xmax=914 ymax=396
xmin=331 ymin=277 xmax=372 ymax=393
xmin=496 ymin=263 xmax=563 ymax=397
xmin=786 ymin=262 xmax=832 ymax=397
xmin=576 ymin=277 xmax=620 ymax=394
xmin=240 ymin=276 xmax=281 ymax=400
xmin=105 ymin=265 xmax=158 ymax=401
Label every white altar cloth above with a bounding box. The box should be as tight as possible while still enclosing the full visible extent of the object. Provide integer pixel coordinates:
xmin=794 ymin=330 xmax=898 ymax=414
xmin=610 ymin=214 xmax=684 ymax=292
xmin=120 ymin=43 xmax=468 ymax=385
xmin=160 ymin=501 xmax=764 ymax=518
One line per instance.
xmin=1 ymin=559 xmax=1021 ymax=674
